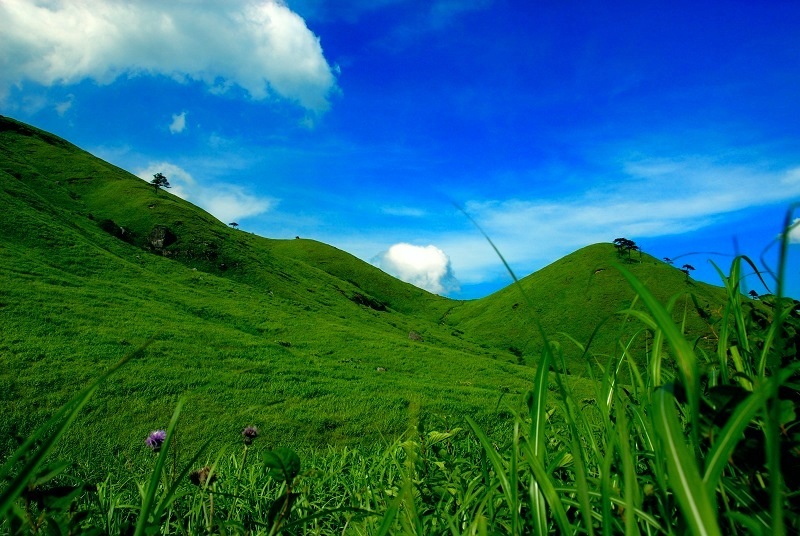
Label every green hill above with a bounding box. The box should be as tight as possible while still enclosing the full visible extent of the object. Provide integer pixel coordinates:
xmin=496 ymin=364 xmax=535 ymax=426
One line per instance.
xmin=0 ymin=115 xmax=530 ymax=466
xmin=0 ymin=115 xmax=733 ymax=471
xmin=444 ymin=243 xmax=729 ymax=370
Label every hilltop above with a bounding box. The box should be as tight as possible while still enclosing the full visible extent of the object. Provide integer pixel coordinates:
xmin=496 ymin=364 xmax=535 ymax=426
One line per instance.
xmin=0 ymin=115 xmax=735 ymax=468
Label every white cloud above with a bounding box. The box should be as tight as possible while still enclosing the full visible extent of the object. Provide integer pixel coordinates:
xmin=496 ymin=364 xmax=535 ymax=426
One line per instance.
xmin=0 ymin=0 xmax=337 ymax=111
xmin=373 ymin=243 xmax=459 ymax=295
xmin=169 ymin=111 xmax=187 ymax=134
xmin=136 ymin=162 xmax=275 ymax=223
xmin=788 ymin=218 xmax=800 ymax=244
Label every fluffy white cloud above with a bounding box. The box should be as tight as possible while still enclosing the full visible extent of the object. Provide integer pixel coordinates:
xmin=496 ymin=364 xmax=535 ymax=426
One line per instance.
xmin=136 ymin=162 xmax=275 ymax=223
xmin=169 ymin=112 xmax=187 ymax=134
xmin=0 ymin=0 xmax=337 ymax=111
xmin=373 ymin=243 xmax=459 ymax=295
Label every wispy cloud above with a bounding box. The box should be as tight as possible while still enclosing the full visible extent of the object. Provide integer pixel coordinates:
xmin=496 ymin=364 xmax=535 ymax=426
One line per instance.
xmin=429 ymin=0 xmax=494 ymax=27
xmin=291 ymin=0 xmax=413 ymax=22
xmin=136 ymin=162 xmax=275 ymax=223
xmin=54 ymin=94 xmax=74 ymax=116
xmin=449 ymin=159 xmax=800 ymax=280
xmin=0 ymin=0 xmax=338 ymax=111
xmin=381 ymin=205 xmax=426 ymax=217
xmin=373 ymin=0 xmax=494 ymax=50
xmin=168 ymin=112 xmax=186 ymax=134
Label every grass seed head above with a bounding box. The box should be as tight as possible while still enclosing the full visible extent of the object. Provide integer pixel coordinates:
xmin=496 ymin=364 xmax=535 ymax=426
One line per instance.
xmin=189 ymin=465 xmax=216 ymax=486
xmin=242 ymin=425 xmax=258 ymax=445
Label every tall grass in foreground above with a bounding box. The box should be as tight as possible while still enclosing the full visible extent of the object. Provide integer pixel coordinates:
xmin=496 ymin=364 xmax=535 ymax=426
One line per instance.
xmin=2 ymin=235 xmax=799 ymax=534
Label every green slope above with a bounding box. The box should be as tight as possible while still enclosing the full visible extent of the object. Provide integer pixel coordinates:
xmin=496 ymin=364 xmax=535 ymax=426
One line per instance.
xmin=265 ymin=238 xmax=457 ymax=322
xmin=0 ymin=115 xmax=536 ymax=469
xmin=445 ymin=243 xmax=729 ymax=371
xmin=0 ymin=115 xmax=735 ymax=472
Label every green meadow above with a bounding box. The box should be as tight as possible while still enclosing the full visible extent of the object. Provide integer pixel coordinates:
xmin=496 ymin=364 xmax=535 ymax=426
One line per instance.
xmin=1 ymin=115 xmax=798 ymax=533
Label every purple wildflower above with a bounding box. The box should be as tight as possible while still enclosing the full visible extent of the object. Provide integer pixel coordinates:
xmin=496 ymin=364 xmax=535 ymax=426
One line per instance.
xmin=145 ymin=430 xmax=167 ymax=452
xmin=242 ymin=425 xmax=258 ymax=445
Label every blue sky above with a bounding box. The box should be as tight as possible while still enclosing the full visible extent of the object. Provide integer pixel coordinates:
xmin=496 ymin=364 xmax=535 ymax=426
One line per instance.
xmin=2 ymin=0 xmax=799 ymax=298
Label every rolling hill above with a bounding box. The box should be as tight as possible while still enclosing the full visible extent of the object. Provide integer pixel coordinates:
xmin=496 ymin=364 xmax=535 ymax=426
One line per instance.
xmin=0 ymin=115 xmax=735 ymax=471
xmin=444 ymin=242 xmax=729 ymax=370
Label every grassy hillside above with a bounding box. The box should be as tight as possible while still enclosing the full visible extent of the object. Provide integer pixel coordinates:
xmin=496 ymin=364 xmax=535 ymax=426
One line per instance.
xmin=0 ymin=115 xmax=736 ymax=474
xmin=0 ymin=116 xmax=547 ymax=471
xmin=445 ymin=243 xmax=730 ymax=372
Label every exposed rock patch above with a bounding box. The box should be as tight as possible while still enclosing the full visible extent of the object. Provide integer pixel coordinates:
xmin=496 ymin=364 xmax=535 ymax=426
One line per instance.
xmin=349 ymin=292 xmax=388 ymax=312
xmin=148 ymin=225 xmax=177 ymax=250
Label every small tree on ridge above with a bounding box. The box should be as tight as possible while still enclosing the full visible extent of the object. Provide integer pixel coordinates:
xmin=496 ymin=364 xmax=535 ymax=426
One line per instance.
xmin=151 ymin=172 xmax=170 ymax=194
xmin=681 ymin=263 xmax=695 ymax=281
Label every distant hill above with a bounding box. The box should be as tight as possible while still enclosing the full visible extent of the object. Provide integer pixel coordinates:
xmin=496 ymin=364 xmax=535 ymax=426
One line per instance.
xmin=445 ymin=243 xmax=729 ymax=371
xmin=0 ymin=115 xmax=736 ymax=467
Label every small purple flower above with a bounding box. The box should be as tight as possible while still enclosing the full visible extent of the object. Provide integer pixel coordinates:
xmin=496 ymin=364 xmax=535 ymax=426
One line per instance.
xmin=145 ymin=430 xmax=167 ymax=452
xmin=242 ymin=425 xmax=258 ymax=445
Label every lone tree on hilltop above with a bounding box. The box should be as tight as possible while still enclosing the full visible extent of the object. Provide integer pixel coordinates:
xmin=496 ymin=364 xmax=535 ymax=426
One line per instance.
xmin=663 ymin=257 xmax=674 ymax=265
xmin=613 ymin=237 xmax=639 ymax=262
xmin=229 ymin=222 xmax=239 ymax=229
xmin=749 ymin=290 xmax=759 ymax=300
xmin=150 ymin=172 xmax=170 ymax=194
xmin=681 ymin=263 xmax=695 ymax=281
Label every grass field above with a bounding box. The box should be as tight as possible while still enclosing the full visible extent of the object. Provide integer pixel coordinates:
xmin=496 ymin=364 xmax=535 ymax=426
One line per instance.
xmin=2 ymin=116 xmax=798 ymax=533
xmin=0 ymin=115 xmax=721 ymax=463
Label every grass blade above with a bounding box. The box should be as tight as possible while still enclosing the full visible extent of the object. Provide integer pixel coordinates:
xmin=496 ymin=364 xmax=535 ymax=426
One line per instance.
xmin=374 ymin=495 xmax=400 ymax=536
xmin=553 ymin=372 xmax=595 ymax=536
xmin=0 ymin=390 xmax=98 ymax=521
xmin=555 ymin=488 xmax=666 ymax=533
xmin=152 ymin=437 xmax=214 ymax=524
xmin=465 ymin=416 xmax=517 ymax=529
xmin=614 ymin=390 xmax=641 ymax=536
xmin=617 ymin=264 xmax=702 ymax=450
xmin=528 ymin=342 xmax=552 ymax=535
xmin=653 ymin=388 xmax=721 ymax=536
xmin=0 ymin=348 xmax=139 ymax=520
xmin=518 ymin=437 xmax=572 ymax=534
xmin=703 ymin=365 xmax=797 ymax=494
